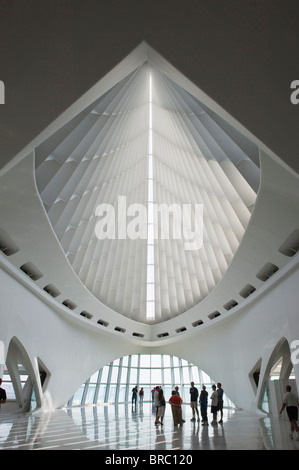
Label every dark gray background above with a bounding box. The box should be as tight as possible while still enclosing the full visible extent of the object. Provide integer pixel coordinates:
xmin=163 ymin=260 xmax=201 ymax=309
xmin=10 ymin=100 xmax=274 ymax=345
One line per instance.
xmin=0 ymin=0 xmax=298 ymax=173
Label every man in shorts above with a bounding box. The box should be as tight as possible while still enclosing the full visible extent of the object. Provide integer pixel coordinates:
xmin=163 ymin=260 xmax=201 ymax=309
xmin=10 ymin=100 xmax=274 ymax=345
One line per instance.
xmin=279 ymin=384 xmax=299 ymax=440
xmin=210 ymin=384 xmax=218 ymax=425
xmin=189 ymin=382 xmax=199 ymax=422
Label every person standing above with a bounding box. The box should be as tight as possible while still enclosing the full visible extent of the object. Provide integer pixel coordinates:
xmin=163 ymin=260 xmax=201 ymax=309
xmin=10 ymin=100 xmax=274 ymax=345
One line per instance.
xmin=132 ymin=386 xmax=138 ymax=406
xmin=200 ymin=385 xmax=209 ymax=425
xmin=139 ymin=387 xmax=144 ymax=405
xmin=169 ymin=390 xmax=184 ymax=426
xmin=189 ymin=381 xmax=199 ymax=422
xmin=210 ymin=384 xmax=218 ymax=425
xmin=157 ymin=388 xmax=166 ymax=425
xmin=154 ymin=386 xmax=160 ymax=424
xmin=279 ymin=385 xmax=299 ymax=440
xmin=217 ymin=383 xmax=224 ymax=424
xmin=174 ymin=386 xmax=185 ymax=422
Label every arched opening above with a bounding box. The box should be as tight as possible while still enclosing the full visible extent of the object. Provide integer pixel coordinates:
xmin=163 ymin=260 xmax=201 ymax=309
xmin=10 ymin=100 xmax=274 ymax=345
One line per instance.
xmin=67 ymin=353 xmax=235 ymax=409
xmin=5 ymin=337 xmax=49 ymax=413
xmin=259 ymin=338 xmax=296 ymax=416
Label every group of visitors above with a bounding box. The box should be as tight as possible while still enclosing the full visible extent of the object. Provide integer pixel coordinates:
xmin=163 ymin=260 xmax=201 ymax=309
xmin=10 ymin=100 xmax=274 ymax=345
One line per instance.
xmin=187 ymin=381 xmax=224 ymax=426
xmin=151 ymin=382 xmax=224 ymax=427
xmin=132 ymin=382 xmax=299 ymax=440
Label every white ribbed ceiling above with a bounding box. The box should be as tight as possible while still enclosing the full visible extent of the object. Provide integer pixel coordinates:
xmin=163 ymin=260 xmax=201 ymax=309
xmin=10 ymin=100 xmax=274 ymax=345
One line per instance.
xmin=35 ymin=53 xmax=260 ymax=325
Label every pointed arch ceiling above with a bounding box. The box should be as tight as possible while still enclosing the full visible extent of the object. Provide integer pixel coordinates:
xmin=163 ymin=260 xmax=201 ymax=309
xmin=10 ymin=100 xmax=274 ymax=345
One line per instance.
xmin=34 ymin=43 xmax=260 ymax=324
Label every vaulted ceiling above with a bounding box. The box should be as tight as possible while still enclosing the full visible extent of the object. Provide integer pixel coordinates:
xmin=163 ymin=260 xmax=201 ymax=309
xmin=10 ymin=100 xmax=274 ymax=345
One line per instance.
xmin=34 ymin=45 xmax=259 ymax=324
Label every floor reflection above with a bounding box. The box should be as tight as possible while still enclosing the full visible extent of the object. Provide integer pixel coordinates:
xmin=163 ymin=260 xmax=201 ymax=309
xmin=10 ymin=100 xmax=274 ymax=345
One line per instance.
xmin=0 ymin=402 xmax=298 ymax=450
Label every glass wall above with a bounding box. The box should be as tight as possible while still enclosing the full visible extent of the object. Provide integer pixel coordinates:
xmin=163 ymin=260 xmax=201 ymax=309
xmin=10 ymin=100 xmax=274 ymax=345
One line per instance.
xmin=68 ymin=354 xmax=235 ymax=408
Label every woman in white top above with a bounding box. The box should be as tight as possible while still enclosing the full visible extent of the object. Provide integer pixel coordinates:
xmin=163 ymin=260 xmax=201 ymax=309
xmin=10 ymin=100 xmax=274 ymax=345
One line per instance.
xmin=280 ymin=385 xmax=299 ymax=440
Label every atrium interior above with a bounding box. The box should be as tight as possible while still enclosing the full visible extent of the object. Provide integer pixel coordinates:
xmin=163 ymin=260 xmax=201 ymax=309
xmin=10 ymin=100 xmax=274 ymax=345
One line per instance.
xmin=1 ymin=3 xmax=299 ymax=452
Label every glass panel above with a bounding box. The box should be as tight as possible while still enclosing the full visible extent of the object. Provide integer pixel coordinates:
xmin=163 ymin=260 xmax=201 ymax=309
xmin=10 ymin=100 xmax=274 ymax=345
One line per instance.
xmin=147 ymin=265 xmax=155 ymax=283
xmin=90 ymin=372 xmax=98 ymax=383
xmin=191 ymin=366 xmax=200 ymax=383
xmin=146 ymin=301 xmax=155 ymax=317
xmin=151 ymin=355 xmax=162 ymax=368
xmin=85 ymin=385 xmax=96 ymax=404
xmin=131 ymin=355 xmax=138 ymax=367
xmin=183 ymin=367 xmax=190 ymax=383
xmin=163 ymin=355 xmax=171 ymax=367
xmin=173 ymin=357 xmax=179 ymax=367
xmin=118 ymin=385 xmax=126 ymax=402
xmin=111 ymin=367 xmax=119 ymax=383
xmin=122 ymin=356 xmax=129 ymax=367
xmin=147 ymin=283 xmax=155 ymax=301
xmin=151 ymin=368 xmax=161 ymax=384
xmin=120 ymin=367 xmax=128 ymax=383
xmin=163 ymin=368 xmax=172 ymax=384
xmin=129 ymin=368 xmax=138 ymax=384
xmin=96 ymin=385 xmax=106 ymax=403
xmin=140 ymin=355 xmax=151 ymax=368
xmin=147 ymin=245 xmax=154 ymax=264
xmin=139 ymin=368 xmax=151 ymax=383
xmin=147 ymin=224 xmax=154 ymax=244
xmin=108 ymin=385 xmax=116 ymax=402
xmin=174 ymin=368 xmax=180 ymax=384
xmin=101 ymin=366 xmax=109 ymax=383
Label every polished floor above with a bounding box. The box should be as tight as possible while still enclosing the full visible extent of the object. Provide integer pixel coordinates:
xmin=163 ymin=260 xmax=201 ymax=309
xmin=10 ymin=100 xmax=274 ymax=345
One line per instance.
xmin=0 ymin=401 xmax=298 ymax=451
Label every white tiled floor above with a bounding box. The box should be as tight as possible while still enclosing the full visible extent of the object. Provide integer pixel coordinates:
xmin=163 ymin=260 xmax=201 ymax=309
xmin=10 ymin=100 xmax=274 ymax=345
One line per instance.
xmin=0 ymin=401 xmax=298 ymax=451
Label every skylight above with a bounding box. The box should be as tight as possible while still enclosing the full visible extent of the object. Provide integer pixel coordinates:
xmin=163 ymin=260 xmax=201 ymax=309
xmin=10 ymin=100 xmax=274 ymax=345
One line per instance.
xmin=146 ymin=74 xmax=155 ymax=321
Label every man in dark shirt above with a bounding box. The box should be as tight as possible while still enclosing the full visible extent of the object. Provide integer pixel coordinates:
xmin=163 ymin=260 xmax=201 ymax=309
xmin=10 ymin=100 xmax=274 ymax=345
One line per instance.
xmin=0 ymin=378 xmax=7 ymax=408
xmin=132 ymin=386 xmax=138 ymax=406
xmin=200 ymin=385 xmax=209 ymax=425
xmin=190 ymin=381 xmax=199 ymax=422
xmin=217 ymin=383 xmax=224 ymax=423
